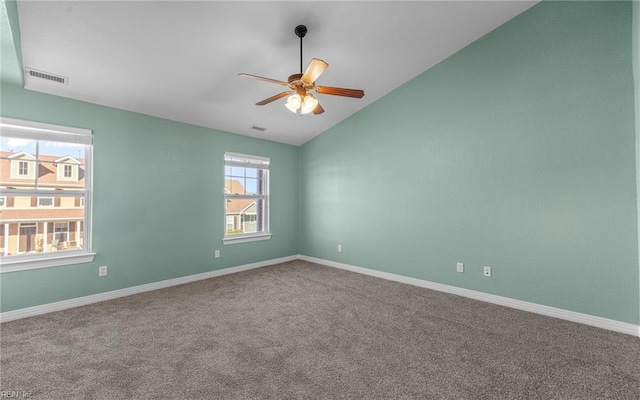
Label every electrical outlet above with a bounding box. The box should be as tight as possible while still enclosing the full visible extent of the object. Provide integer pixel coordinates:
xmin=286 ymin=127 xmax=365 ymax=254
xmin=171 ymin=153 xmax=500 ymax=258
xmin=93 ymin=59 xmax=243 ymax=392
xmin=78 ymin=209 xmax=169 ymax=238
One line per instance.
xmin=98 ymin=265 xmax=108 ymax=277
xmin=456 ymin=262 xmax=464 ymax=273
xmin=483 ymin=266 xmax=492 ymax=277
xmin=215 ymin=250 xmax=220 ymax=258
xmin=338 ymin=244 xmax=342 ymax=252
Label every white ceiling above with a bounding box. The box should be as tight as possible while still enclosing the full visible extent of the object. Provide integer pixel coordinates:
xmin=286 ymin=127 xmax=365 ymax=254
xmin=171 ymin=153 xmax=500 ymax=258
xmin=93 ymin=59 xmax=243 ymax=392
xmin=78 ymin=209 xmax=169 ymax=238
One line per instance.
xmin=16 ymin=1 xmax=537 ymax=146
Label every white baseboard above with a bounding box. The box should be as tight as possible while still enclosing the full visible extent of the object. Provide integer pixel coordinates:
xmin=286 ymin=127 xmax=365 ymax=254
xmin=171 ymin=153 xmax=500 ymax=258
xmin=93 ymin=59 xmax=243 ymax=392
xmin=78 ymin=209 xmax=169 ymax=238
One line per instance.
xmin=3 ymin=254 xmax=639 ymax=338
xmin=299 ymin=255 xmax=640 ymax=338
xmin=0 ymin=255 xmax=298 ymax=323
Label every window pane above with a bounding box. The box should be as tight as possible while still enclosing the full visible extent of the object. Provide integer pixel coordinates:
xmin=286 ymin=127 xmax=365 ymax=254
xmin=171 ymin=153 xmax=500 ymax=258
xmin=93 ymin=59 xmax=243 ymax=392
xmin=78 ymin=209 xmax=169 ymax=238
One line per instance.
xmin=245 ymin=168 xmax=258 ymax=178
xmin=245 ymin=178 xmax=258 ymax=195
xmin=225 ymin=166 xmax=263 ymax=195
xmin=224 ymin=153 xmax=269 ymax=240
xmin=0 ymin=118 xmax=92 ymax=266
xmin=38 ymin=141 xmax=85 ymax=189
xmin=229 ymin=166 xmax=245 ymax=178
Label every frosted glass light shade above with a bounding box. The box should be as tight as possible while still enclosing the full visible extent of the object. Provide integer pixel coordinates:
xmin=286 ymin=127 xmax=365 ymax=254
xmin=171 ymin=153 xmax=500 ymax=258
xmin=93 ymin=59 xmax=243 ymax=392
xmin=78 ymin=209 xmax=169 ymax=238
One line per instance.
xmin=285 ymin=94 xmax=302 ymax=113
xmin=300 ymin=94 xmax=318 ymax=115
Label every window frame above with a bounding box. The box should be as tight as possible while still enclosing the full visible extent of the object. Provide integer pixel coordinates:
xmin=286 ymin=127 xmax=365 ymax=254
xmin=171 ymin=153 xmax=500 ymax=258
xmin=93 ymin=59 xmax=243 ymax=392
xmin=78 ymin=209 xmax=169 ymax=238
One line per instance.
xmin=0 ymin=117 xmax=95 ymax=273
xmin=223 ymin=152 xmax=271 ymax=245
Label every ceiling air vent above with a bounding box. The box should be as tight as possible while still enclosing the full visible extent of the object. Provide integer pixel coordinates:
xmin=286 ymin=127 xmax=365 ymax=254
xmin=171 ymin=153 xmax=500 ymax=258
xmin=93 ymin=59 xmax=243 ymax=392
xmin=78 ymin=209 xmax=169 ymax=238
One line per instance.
xmin=251 ymin=125 xmax=267 ymax=132
xmin=25 ymin=68 xmax=69 ymax=85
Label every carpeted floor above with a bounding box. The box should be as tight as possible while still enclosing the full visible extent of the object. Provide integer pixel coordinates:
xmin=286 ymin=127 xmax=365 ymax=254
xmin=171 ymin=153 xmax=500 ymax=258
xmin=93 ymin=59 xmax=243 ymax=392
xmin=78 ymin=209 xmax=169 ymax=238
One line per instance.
xmin=1 ymin=260 xmax=638 ymax=399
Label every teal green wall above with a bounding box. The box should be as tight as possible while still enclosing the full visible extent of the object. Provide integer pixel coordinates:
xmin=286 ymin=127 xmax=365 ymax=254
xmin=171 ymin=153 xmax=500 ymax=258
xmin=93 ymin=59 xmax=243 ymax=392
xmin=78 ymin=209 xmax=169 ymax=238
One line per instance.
xmin=0 ymin=3 xmax=298 ymax=312
xmin=299 ymin=1 xmax=639 ymax=324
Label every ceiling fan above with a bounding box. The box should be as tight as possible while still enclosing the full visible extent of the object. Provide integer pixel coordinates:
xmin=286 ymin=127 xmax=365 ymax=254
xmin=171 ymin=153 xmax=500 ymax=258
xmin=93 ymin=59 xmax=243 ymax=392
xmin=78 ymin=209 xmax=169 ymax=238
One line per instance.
xmin=238 ymin=25 xmax=364 ymax=115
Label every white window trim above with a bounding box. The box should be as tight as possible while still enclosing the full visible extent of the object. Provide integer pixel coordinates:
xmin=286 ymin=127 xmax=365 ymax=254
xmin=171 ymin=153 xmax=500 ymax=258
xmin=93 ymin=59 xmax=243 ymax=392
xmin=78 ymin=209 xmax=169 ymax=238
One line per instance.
xmin=0 ymin=117 xmax=95 ymax=273
xmin=0 ymin=251 xmax=97 ymax=273
xmin=223 ymin=233 xmax=272 ymax=245
xmin=223 ymin=152 xmax=270 ymax=245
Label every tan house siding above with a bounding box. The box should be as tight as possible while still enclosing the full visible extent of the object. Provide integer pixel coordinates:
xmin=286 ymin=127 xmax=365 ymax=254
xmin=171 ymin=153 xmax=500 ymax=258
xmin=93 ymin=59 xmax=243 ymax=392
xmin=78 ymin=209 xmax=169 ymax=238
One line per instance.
xmin=0 ymin=151 xmax=85 ymax=256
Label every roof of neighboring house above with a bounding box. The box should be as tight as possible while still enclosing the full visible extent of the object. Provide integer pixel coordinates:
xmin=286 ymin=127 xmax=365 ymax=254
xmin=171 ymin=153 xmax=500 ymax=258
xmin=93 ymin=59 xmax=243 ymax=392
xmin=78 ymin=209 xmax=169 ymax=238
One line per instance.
xmin=0 ymin=208 xmax=83 ymax=221
xmin=225 ymin=179 xmax=255 ymax=214
xmin=0 ymin=151 xmax=85 ymax=189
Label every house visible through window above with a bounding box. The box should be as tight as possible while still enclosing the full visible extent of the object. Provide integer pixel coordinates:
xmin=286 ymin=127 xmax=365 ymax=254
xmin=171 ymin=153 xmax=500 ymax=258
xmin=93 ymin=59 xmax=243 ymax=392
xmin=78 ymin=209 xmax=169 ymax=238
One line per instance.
xmin=223 ymin=152 xmax=270 ymax=244
xmin=0 ymin=117 xmax=94 ymax=272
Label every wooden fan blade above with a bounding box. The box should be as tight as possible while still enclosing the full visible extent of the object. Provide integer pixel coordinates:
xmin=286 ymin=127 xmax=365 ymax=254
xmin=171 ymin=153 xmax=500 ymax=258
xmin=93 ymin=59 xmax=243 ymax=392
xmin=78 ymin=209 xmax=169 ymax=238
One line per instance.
xmin=238 ymin=73 xmax=288 ymax=86
xmin=256 ymin=91 xmax=291 ymax=106
xmin=315 ymin=86 xmax=364 ymax=98
xmin=312 ymin=102 xmax=324 ymax=115
xmin=301 ymin=58 xmax=328 ymax=84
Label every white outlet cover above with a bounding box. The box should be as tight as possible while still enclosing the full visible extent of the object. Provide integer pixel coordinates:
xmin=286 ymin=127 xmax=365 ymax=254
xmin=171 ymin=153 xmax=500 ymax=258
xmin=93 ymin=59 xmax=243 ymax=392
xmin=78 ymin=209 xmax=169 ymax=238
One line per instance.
xmin=457 ymin=262 xmax=464 ymax=273
xmin=215 ymin=250 xmax=220 ymax=258
xmin=483 ymin=266 xmax=492 ymax=277
xmin=338 ymin=245 xmax=342 ymax=252
xmin=98 ymin=266 xmax=107 ymax=276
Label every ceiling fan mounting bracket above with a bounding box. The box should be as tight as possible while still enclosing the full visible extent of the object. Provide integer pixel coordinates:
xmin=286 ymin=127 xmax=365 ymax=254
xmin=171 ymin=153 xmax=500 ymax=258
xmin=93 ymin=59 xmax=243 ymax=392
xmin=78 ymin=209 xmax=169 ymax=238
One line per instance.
xmin=294 ymin=25 xmax=307 ymax=39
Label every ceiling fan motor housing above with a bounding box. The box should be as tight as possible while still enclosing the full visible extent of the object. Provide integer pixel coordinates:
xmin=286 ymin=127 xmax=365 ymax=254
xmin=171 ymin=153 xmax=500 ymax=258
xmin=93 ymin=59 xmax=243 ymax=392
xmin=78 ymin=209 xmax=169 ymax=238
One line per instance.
xmin=288 ymin=73 xmax=314 ymax=91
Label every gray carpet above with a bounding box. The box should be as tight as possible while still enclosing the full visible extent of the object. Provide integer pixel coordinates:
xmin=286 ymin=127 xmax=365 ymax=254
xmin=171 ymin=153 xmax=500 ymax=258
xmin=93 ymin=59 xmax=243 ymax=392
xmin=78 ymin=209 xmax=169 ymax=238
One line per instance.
xmin=1 ymin=260 xmax=638 ymax=399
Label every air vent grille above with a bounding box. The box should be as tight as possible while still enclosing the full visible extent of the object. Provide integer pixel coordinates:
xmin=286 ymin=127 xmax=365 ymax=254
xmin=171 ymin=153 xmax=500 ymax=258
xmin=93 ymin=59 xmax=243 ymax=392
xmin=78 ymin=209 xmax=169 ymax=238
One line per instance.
xmin=25 ymin=68 xmax=68 ymax=85
xmin=251 ymin=125 xmax=267 ymax=132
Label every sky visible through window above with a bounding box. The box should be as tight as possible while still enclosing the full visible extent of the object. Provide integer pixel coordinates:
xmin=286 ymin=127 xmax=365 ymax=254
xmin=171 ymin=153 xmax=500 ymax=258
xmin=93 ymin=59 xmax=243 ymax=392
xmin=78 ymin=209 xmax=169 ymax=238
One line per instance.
xmin=0 ymin=137 xmax=85 ymax=159
xmin=225 ymin=166 xmax=259 ymax=194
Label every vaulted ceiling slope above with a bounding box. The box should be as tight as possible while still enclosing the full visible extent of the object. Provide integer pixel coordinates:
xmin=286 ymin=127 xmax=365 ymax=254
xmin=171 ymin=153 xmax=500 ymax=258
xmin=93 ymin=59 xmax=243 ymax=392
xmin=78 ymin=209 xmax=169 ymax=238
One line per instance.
xmin=15 ymin=1 xmax=537 ymax=146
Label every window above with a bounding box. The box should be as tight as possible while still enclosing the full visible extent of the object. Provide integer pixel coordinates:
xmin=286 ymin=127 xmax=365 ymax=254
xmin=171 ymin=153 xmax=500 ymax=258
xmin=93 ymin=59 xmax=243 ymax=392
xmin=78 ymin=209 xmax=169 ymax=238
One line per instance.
xmin=223 ymin=152 xmax=270 ymax=244
xmin=0 ymin=117 xmax=95 ymax=272
xmin=38 ymin=197 xmax=54 ymax=207
xmin=54 ymin=222 xmax=69 ymax=243
xmin=18 ymin=161 xmax=28 ymax=175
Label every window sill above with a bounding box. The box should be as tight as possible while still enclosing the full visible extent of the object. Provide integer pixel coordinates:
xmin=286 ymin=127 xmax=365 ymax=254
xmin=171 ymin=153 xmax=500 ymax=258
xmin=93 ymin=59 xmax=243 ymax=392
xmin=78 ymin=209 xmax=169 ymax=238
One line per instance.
xmin=0 ymin=252 xmax=96 ymax=273
xmin=223 ymin=233 xmax=272 ymax=245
